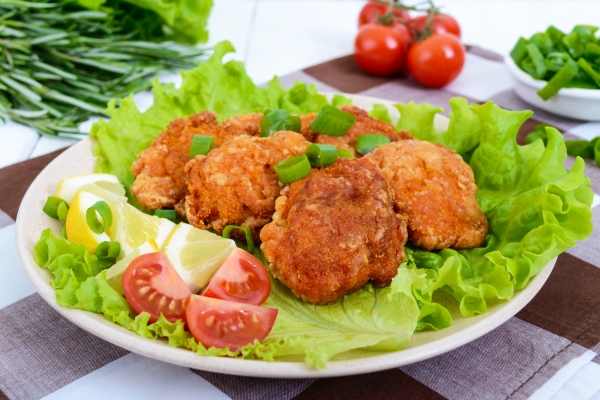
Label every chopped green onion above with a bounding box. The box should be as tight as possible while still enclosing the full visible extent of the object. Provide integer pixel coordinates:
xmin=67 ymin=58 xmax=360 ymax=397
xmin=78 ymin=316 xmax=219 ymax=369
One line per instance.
xmin=356 ymin=134 xmax=391 ymax=155
xmin=525 ymin=44 xmax=547 ymax=79
xmin=537 ymin=56 xmax=579 ymax=100
xmin=260 ymin=109 xmax=301 ymax=137
xmin=189 ymin=135 xmax=215 ymax=157
xmin=546 ymin=26 xmax=565 ymax=45
xmin=96 ymin=241 xmax=121 ymax=259
xmin=154 ymin=209 xmax=177 ymax=223
xmin=337 ymin=149 xmax=355 ymax=158
xmin=85 ymin=201 xmax=112 ymax=234
xmin=510 ymin=37 xmax=529 ymax=64
xmin=578 ymin=58 xmax=600 ymax=87
xmin=222 ymin=225 xmax=255 ymax=254
xmin=309 ymin=105 xmax=356 ymax=136
xmin=274 ymin=155 xmax=312 ymax=184
xmin=306 ymin=144 xmax=338 ymax=167
xmin=43 ymin=196 xmax=69 ymax=220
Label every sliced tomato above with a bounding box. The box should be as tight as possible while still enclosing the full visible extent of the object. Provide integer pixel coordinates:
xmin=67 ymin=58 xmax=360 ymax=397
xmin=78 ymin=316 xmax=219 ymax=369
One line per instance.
xmin=122 ymin=252 xmax=192 ymax=323
xmin=186 ymin=295 xmax=278 ymax=351
xmin=202 ymin=248 xmax=271 ymax=305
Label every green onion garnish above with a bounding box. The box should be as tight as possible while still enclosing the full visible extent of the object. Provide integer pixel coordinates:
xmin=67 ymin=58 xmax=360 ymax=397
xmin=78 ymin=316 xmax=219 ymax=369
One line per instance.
xmin=274 ymin=155 xmax=312 ymax=184
xmin=189 ymin=135 xmax=215 ymax=158
xmin=306 ymin=144 xmax=338 ymax=167
xmin=154 ymin=209 xmax=177 ymax=223
xmin=222 ymin=225 xmax=255 ymax=254
xmin=356 ymin=134 xmax=391 ymax=155
xmin=537 ymin=56 xmax=579 ymax=100
xmin=260 ymin=109 xmax=301 ymax=137
xmin=43 ymin=196 xmax=69 ymax=221
xmin=337 ymin=149 xmax=355 ymax=158
xmin=96 ymin=241 xmax=121 ymax=259
xmin=309 ymin=105 xmax=356 ymax=136
xmin=85 ymin=201 xmax=112 ymax=234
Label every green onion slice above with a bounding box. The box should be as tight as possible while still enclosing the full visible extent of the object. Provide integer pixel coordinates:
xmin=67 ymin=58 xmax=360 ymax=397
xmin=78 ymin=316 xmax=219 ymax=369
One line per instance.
xmin=189 ymin=135 xmax=215 ymax=157
xmin=274 ymin=155 xmax=312 ymax=184
xmin=309 ymin=105 xmax=356 ymax=136
xmin=96 ymin=241 xmax=121 ymax=259
xmin=85 ymin=201 xmax=112 ymax=234
xmin=43 ymin=196 xmax=69 ymax=220
xmin=537 ymin=56 xmax=578 ymax=100
xmin=337 ymin=149 xmax=355 ymax=158
xmin=222 ymin=225 xmax=255 ymax=254
xmin=356 ymin=134 xmax=391 ymax=155
xmin=154 ymin=209 xmax=177 ymax=223
xmin=260 ymin=109 xmax=302 ymax=137
xmin=306 ymin=143 xmax=338 ymax=167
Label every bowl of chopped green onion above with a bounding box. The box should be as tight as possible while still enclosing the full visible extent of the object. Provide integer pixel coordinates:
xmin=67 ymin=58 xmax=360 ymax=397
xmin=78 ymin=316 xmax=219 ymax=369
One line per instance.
xmin=505 ymin=25 xmax=600 ymax=121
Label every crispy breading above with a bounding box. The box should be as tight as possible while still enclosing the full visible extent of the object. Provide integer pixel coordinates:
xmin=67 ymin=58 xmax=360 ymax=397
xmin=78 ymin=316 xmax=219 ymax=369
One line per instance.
xmin=131 ymin=111 xmax=220 ymax=210
xmin=184 ymin=131 xmax=311 ymax=240
xmin=131 ymin=111 xmax=318 ymax=210
xmin=260 ymin=158 xmax=408 ymax=305
xmin=315 ymin=105 xmax=412 ymax=155
xmin=366 ymin=140 xmax=488 ymax=250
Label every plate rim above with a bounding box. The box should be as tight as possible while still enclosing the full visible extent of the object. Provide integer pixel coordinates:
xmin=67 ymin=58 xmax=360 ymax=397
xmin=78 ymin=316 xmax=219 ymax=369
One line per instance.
xmin=15 ymin=93 xmax=556 ymax=378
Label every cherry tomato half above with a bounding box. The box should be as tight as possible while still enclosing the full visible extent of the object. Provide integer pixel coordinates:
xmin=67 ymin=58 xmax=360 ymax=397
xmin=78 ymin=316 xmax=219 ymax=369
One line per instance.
xmin=354 ymin=23 xmax=411 ymax=76
xmin=358 ymin=1 xmax=411 ymax=27
xmin=122 ymin=252 xmax=192 ymax=323
xmin=202 ymin=249 xmax=271 ymax=305
xmin=186 ymin=295 xmax=278 ymax=351
xmin=407 ymin=33 xmax=465 ymax=88
xmin=408 ymin=14 xmax=461 ymax=38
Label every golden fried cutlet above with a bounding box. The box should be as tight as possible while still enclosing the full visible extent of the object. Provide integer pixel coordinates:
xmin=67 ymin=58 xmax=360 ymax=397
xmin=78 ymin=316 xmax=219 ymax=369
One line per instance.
xmin=184 ymin=131 xmax=311 ymax=241
xmin=260 ymin=158 xmax=408 ymax=305
xmin=315 ymin=105 xmax=412 ymax=155
xmin=131 ymin=112 xmax=265 ymax=210
xmin=131 ymin=111 xmax=220 ymax=210
xmin=366 ymin=140 xmax=488 ymax=250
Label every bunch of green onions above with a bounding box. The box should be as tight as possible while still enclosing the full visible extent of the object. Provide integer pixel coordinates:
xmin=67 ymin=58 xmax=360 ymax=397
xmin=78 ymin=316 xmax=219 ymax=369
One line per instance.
xmin=0 ymin=0 xmax=209 ymax=137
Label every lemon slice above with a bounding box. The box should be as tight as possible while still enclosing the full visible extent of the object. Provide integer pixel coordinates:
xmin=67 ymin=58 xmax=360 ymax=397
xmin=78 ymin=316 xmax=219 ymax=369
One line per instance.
xmin=163 ymin=222 xmax=236 ymax=293
xmin=57 ymin=173 xmax=126 ymax=204
xmin=108 ymin=201 xmax=176 ymax=259
xmin=103 ymin=240 xmax=159 ymax=294
xmin=65 ymin=190 xmax=111 ymax=253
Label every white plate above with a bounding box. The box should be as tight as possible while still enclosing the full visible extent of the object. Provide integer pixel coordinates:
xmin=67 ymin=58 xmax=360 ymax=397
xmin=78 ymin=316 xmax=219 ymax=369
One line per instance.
xmin=505 ymin=57 xmax=600 ymax=121
xmin=15 ymin=94 xmax=555 ymax=378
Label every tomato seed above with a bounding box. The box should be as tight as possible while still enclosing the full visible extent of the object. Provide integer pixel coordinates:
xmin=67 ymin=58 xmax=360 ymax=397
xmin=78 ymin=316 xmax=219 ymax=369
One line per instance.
xmin=148 ymin=291 xmax=157 ymax=301
xmin=158 ymin=296 xmax=166 ymax=307
xmin=168 ymin=300 xmax=175 ymax=311
xmin=139 ymin=286 xmax=150 ymax=295
xmin=205 ymin=315 xmax=215 ymax=327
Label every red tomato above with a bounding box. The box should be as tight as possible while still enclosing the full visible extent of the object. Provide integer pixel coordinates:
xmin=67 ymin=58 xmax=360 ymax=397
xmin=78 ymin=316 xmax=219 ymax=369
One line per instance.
xmin=186 ymin=295 xmax=278 ymax=351
xmin=408 ymin=14 xmax=461 ymax=38
xmin=358 ymin=1 xmax=411 ymax=27
xmin=202 ymin=249 xmax=271 ymax=305
xmin=122 ymin=252 xmax=192 ymax=323
xmin=407 ymin=33 xmax=465 ymax=88
xmin=354 ymin=23 xmax=411 ymax=76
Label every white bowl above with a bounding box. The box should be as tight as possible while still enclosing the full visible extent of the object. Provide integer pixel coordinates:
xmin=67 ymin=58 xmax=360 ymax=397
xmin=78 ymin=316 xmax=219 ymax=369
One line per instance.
xmin=505 ymin=56 xmax=600 ymax=121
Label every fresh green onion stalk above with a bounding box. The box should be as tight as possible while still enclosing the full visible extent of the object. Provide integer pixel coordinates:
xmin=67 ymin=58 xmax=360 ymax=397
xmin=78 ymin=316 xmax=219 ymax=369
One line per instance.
xmin=0 ymin=1 xmax=210 ymax=137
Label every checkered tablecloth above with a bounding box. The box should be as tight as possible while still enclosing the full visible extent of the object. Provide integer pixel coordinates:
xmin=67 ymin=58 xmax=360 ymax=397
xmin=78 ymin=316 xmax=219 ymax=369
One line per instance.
xmin=1 ymin=47 xmax=600 ymax=400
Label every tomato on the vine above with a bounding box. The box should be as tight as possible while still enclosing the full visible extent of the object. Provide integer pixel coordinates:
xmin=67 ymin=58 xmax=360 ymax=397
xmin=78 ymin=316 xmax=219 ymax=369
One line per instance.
xmin=406 ymin=33 xmax=465 ymax=88
xmin=408 ymin=14 xmax=461 ymax=38
xmin=202 ymin=249 xmax=271 ymax=305
xmin=186 ymin=295 xmax=278 ymax=351
xmin=354 ymin=23 xmax=411 ymax=76
xmin=122 ymin=252 xmax=192 ymax=323
xmin=358 ymin=1 xmax=411 ymax=27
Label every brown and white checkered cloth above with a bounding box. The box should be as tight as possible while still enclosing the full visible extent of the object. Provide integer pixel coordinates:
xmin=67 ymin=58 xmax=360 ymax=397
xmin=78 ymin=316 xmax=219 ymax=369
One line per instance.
xmin=1 ymin=47 xmax=599 ymax=400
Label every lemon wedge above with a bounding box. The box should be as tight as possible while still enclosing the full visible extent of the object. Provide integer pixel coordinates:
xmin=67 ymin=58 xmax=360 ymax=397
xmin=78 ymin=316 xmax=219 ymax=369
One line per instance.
xmin=57 ymin=173 xmax=126 ymax=204
xmin=65 ymin=190 xmax=112 ymax=253
xmin=103 ymin=240 xmax=159 ymax=294
xmin=163 ymin=222 xmax=236 ymax=293
xmin=108 ymin=201 xmax=176 ymax=259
